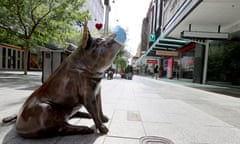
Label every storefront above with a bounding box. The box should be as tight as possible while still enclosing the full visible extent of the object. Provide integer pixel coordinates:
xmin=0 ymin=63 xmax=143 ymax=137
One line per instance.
xmin=137 ymin=42 xmax=207 ymax=83
xmin=207 ymin=31 xmax=240 ymax=85
xmin=0 ymin=43 xmax=43 ymax=71
xmin=0 ymin=43 xmax=24 ymax=70
xmin=157 ymin=42 xmax=205 ymax=83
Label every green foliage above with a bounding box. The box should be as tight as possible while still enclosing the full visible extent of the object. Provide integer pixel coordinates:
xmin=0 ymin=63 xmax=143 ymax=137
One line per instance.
xmin=0 ymin=29 xmax=24 ymax=45
xmin=114 ymin=49 xmax=128 ymax=69
xmin=208 ymin=41 xmax=240 ymax=84
xmin=0 ymin=0 xmax=89 ymax=74
xmin=114 ymin=56 xmax=128 ymax=69
xmin=0 ymin=0 xmax=89 ymax=49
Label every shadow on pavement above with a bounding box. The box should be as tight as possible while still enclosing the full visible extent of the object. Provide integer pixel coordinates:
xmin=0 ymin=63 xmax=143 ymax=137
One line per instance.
xmin=0 ymin=73 xmax=42 ymax=91
xmin=3 ymin=127 xmax=102 ymax=144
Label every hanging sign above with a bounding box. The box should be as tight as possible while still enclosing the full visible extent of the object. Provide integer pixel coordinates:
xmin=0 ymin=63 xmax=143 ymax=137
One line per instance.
xmin=149 ymin=34 xmax=156 ymax=42
xmin=156 ymin=50 xmax=178 ymax=56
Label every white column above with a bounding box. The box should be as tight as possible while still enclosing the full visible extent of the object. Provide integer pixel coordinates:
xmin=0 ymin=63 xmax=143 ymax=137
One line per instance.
xmin=20 ymin=51 xmax=23 ymax=70
xmin=43 ymin=52 xmax=52 ymax=82
xmin=10 ymin=49 xmax=13 ymax=69
xmin=0 ymin=47 xmax=2 ymax=69
xmin=52 ymin=52 xmax=61 ymax=72
xmin=202 ymin=40 xmax=209 ymax=84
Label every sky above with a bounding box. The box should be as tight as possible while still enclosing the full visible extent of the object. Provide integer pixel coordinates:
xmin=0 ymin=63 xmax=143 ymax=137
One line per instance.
xmin=106 ymin=0 xmax=151 ymax=56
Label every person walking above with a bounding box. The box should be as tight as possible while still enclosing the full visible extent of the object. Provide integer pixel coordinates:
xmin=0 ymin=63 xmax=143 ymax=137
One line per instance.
xmin=153 ymin=65 xmax=159 ymax=79
xmin=125 ymin=64 xmax=133 ymax=80
xmin=159 ymin=65 xmax=163 ymax=78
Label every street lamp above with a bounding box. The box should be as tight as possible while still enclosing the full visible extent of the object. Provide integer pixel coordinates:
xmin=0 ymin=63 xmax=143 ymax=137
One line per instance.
xmin=104 ymin=0 xmax=111 ymax=36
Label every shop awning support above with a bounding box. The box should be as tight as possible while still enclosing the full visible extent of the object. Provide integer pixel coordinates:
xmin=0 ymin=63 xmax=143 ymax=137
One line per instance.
xmin=202 ymin=40 xmax=209 ymax=84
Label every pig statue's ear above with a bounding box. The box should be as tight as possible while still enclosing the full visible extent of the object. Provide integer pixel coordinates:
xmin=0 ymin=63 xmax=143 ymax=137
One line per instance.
xmin=79 ymin=21 xmax=92 ymax=49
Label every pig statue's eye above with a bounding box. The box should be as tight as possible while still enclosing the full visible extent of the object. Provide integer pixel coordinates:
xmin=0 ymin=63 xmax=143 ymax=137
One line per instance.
xmin=96 ymin=38 xmax=102 ymax=44
xmin=104 ymin=40 xmax=113 ymax=48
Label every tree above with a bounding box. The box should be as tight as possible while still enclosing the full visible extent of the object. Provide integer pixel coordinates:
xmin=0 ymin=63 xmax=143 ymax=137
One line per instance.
xmin=0 ymin=0 xmax=89 ymax=75
xmin=114 ymin=49 xmax=128 ymax=70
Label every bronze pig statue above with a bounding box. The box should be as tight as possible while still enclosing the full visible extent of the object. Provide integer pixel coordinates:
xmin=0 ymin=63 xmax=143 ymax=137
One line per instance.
xmin=3 ymin=23 xmax=122 ymax=138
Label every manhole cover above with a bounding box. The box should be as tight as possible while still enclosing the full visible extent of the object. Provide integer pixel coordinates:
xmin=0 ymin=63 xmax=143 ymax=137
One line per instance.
xmin=139 ymin=136 xmax=174 ymax=144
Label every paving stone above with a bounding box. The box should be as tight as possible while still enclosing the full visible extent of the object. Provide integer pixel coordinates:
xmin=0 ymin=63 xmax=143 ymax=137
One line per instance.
xmin=103 ymin=137 xmax=139 ymax=144
xmin=109 ymin=110 xmax=145 ymax=138
xmin=143 ymin=122 xmax=188 ymax=144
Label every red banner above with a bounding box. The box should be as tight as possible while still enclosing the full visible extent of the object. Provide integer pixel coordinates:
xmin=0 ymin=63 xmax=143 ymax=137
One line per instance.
xmin=146 ymin=59 xmax=158 ymax=64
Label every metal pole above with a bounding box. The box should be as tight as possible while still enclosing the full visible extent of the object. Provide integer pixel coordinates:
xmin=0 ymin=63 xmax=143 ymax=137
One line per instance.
xmin=202 ymin=40 xmax=209 ymax=84
xmin=104 ymin=0 xmax=110 ymax=36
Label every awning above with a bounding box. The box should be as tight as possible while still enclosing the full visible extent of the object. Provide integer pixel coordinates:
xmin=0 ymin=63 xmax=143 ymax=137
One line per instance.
xmin=145 ymin=35 xmax=191 ymax=57
xmin=136 ymin=35 xmax=192 ymax=65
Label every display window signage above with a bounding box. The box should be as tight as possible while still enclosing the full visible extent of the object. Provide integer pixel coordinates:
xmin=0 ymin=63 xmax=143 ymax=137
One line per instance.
xmin=146 ymin=59 xmax=158 ymax=64
xmin=156 ymin=50 xmax=178 ymax=56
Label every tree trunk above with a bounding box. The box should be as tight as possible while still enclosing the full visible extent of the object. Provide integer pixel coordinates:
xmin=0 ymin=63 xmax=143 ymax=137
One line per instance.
xmin=23 ymin=48 xmax=29 ymax=75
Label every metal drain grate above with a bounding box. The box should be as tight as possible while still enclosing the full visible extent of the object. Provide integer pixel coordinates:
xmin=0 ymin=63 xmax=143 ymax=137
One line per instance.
xmin=139 ymin=136 xmax=174 ymax=144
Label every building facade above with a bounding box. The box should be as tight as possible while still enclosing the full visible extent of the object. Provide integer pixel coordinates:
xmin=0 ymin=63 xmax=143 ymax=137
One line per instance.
xmin=138 ymin=0 xmax=240 ymax=85
xmin=0 ymin=43 xmax=24 ymax=70
xmin=84 ymin=0 xmax=104 ymax=33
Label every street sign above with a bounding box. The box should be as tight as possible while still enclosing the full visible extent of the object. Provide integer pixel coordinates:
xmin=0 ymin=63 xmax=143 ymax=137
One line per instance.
xmin=181 ymin=31 xmax=229 ymax=40
xmin=149 ymin=34 xmax=156 ymax=42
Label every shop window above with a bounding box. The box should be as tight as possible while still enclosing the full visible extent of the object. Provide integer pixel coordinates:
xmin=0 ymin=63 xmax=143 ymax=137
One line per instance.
xmin=17 ymin=51 xmax=21 ymax=69
xmin=13 ymin=50 xmax=16 ymax=69
xmin=29 ymin=52 xmax=42 ymax=70
xmin=180 ymin=49 xmax=195 ymax=79
xmin=8 ymin=49 xmax=11 ymax=69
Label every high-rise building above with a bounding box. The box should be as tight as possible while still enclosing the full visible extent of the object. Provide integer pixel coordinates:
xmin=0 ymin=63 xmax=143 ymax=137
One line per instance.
xmin=84 ymin=0 xmax=104 ymax=32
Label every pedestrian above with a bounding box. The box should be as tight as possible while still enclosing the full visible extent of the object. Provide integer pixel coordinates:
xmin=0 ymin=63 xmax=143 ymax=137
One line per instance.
xmin=175 ymin=64 xmax=180 ymax=80
xmin=125 ymin=64 xmax=133 ymax=80
xmin=159 ymin=65 xmax=163 ymax=78
xmin=144 ymin=64 xmax=148 ymax=75
xmin=120 ymin=68 xmax=124 ymax=78
xmin=153 ymin=65 xmax=159 ymax=79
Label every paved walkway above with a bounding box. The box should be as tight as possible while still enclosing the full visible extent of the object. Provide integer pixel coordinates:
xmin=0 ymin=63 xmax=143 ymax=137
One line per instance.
xmin=158 ymin=77 xmax=240 ymax=98
xmin=1 ymin=71 xmax=240 ymax=144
